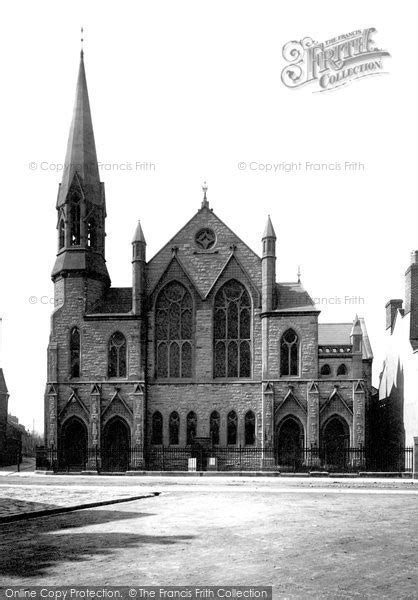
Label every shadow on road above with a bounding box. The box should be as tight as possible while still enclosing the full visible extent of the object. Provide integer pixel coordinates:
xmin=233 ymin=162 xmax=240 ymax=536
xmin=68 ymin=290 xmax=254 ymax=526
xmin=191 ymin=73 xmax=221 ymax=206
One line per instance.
xmin=0 ymin=508 xmax=194 ymax=578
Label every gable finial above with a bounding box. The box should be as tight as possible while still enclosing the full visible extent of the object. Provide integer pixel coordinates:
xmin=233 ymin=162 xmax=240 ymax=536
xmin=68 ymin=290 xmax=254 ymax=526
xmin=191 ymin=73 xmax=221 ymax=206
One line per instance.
xmin=80 ymin=26 xmax=84 ymax=58
xmin=201 ymin=181 xmax=209 ymax=208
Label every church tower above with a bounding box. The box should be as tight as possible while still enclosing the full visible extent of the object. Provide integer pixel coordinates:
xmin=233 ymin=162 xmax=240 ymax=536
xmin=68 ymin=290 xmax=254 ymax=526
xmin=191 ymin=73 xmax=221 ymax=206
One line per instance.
xmin=51 ymin=49 xmax=110 ymax=307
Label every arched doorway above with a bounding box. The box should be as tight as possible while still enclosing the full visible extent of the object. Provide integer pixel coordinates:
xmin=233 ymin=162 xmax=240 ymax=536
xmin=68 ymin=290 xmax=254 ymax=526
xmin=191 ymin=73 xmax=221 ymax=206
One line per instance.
xmin=59 ymin=417 xmax=88 ymax=470
xmin=102 ymin=417 xmax=131 ymax=472
xmin=275 ymin=416 xmax=304 ymax=471
xmin=321 ymin=416 xmax=350 ymax=470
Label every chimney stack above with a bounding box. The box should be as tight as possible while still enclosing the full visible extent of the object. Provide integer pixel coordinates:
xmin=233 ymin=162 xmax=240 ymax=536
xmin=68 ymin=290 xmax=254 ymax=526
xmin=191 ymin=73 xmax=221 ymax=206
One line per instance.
xmin=405 ymin=251 xmax=418 ymax=341
xmin=385 ymin=299 xmax=403 ymax=332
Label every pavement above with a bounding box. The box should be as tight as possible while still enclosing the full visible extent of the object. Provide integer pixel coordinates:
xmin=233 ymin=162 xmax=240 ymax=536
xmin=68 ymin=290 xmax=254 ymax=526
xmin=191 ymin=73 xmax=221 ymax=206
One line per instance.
xmin=0 ymin=456 xmax=36 ymax=475
xmin=0 ymin=473 xmax=417 ymax=520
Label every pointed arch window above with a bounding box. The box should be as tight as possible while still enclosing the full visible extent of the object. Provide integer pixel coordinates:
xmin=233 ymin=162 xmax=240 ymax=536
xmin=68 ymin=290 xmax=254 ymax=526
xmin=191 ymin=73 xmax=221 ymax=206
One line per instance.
xmin=214 ymin=280 xmax=252 ymax=378
xmin=337 ymin=364 xmax=347 ymax=376
xmin=245 ymin=411 xmax=256 ymax=445
xmin=87 ymin=217 xmax=97 ymax=249
xmin=320 ymin=364 xmax=331 ymax=376
xmin=169 ymin=411 xmax=180 ymax=445
xmin=70 ymin=326 xmax=80 ymax=378
xmin=152 ymin=411 xmax=163 ymax=445
xmin=186 ymin=411 xmax=197 ymax=445
xmin=59 ymin=219 xmax=65 ymax=250
xmin=227 ymin=410 xmax=238 ymax=445
xmin=70 ymin=193 xmax=81 ymax=246
xmin=280 ymin=329 xmax=299 ymax=376
xmin=155 ymin=281 xmax=193 ymax=378
xmin=108 ymin=332 xmax=127 ymax=378
xmin=210 ymin=411 xmax=220 ymax=446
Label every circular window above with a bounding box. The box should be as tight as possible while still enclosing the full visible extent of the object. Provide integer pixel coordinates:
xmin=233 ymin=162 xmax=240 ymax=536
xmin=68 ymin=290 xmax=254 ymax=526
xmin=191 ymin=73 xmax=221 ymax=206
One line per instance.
xmin=195 ymin=228 xmax=216 ymax=250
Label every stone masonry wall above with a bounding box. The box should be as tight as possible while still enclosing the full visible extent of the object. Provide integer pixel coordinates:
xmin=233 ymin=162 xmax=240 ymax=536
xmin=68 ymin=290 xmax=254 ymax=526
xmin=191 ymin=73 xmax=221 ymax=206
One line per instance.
xmin=47 ymin=275 xmax=144 ymax=448
xmin=147 ymin=383 xmax=262 ymax=446
xmin=265 ymin=314 xmax=318 ymax=380
xmin=49 ymin=277 xmax=142 ymax=382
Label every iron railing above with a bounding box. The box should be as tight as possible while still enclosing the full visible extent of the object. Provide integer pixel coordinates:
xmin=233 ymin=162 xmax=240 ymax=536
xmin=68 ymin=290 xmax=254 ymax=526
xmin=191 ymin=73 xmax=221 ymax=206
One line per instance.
xmin=35 ymin=445 xmax=414 ymax=474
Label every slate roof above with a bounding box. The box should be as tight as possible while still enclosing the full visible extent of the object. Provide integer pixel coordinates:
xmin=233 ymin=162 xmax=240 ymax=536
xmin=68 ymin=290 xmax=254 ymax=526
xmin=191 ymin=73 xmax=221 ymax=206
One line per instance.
xmin=318 ymin=323 xmax=352 ymax=345
xmin=91 ymin=288 xmax=132 ymax=314
xmin=276 ymin=282 xmax=317 ymax=312
xmin=318 ymin=320 xmax=373 ymax=360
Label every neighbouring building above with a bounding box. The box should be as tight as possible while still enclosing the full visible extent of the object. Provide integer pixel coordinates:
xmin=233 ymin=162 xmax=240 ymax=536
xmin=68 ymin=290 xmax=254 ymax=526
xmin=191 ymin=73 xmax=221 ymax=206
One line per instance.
xmin=43 ymin=49 xmax=374 ymax=472
xmin=8 ymin=415 xmax=32 ymax=457
xmin=379 ymin=251 xmax=418 ymax=449
xmin=0 ymin=368 xmax=8 ymax=462
xmin=0 ymin=369 xmax=23 ymax=466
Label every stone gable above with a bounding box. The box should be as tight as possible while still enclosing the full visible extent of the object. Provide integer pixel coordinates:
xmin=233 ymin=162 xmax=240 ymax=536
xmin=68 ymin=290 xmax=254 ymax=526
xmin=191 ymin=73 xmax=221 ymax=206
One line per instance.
xmin=147 ymin=206 xmax=262 ymax=299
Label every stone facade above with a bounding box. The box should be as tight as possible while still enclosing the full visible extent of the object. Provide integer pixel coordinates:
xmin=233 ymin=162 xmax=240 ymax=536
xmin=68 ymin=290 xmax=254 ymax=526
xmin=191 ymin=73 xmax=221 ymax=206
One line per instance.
xmin=44 ymin=51 xmax=374 ymax=471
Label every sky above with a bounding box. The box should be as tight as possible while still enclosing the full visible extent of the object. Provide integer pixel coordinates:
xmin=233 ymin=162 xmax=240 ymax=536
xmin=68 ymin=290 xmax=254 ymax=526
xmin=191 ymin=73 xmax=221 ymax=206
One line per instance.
xmin=0 ymin=0 xmax=416 ymax=432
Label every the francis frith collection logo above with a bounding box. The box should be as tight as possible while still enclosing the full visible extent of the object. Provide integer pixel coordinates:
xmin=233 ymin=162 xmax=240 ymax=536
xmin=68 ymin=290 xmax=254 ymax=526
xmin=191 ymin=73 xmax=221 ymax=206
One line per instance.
xmin=281 ymin=28 xmax=390 ymax=92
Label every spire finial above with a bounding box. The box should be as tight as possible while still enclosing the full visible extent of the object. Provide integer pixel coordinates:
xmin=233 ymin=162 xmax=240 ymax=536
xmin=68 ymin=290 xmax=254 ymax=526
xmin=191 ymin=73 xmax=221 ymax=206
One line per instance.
xmin=297 ymin=265 xmax=301 ymax=283
xmin=80 ymin=26 xmax=84 ymax=58
xmin=201 ymin=180 xmax=209 ymax=208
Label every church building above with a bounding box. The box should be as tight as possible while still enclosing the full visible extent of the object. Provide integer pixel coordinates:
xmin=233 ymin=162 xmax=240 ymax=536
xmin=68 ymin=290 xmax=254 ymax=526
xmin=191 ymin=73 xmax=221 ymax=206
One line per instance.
xmin=44 ymin=50 xmax=373 ymax=472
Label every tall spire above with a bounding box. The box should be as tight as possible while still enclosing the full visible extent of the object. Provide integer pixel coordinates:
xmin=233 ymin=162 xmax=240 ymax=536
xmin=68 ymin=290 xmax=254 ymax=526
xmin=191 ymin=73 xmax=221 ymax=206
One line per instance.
xmin=52 ymin=48 xmax=109 ymax=288
xmin=57 ymin=49 xmax=101 ymax=206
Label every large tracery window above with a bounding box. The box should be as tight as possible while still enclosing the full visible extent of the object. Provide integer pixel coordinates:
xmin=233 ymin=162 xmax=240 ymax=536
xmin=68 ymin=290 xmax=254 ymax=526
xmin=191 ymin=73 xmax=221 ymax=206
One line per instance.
xmin=70 ymin=326 xmax=80 ymax=378
xmin=214 ymin=280 xmax=252 ymax=378
xmin=280 ymin=328 xmax=300 ymax=376
xmin=108 ymin=332 xmax=127 ymax=378
xmin=155 ymin=282 xmax=193 ymax=378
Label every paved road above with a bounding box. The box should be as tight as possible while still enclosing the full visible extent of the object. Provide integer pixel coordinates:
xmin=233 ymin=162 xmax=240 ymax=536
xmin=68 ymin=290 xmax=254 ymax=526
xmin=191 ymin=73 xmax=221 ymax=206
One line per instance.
xmin=0 ymin=483 xmax=417 ymax=598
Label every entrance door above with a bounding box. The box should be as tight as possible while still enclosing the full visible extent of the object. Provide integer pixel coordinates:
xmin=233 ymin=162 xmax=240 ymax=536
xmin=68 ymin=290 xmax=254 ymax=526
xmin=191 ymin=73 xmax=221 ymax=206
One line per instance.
xmin=102 ymin=418 xmax=130 ymax=472
xmin=60 ymin=417 xmax=88 ymax=470
xmin=321 ymin=417 xmax=349 ymax=470
xmin=275 ymin=417 xmax=304 ymax=470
